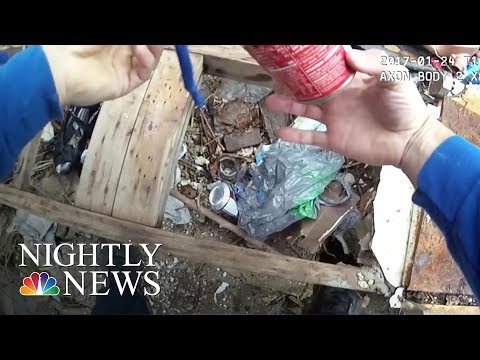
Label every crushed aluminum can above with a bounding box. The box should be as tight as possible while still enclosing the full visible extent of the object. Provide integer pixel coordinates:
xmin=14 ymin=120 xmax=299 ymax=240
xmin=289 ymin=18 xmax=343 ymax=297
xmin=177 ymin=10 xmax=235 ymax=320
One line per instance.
xmin=209 ymin=182 xmax=239 ymax=217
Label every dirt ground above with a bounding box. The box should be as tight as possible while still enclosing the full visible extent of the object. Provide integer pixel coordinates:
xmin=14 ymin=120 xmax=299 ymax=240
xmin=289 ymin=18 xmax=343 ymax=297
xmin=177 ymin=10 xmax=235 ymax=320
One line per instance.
xmin=0 ymin=200 xmax=392 ymax=315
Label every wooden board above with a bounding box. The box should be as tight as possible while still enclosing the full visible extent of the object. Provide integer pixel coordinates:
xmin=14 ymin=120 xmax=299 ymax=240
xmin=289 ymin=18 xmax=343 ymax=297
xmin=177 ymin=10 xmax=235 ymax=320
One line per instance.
xmin=0 ymin=184 xmax=388 ymax=293
xmin=75 ymin=82 xmax=150 ymax=215
xmin=402 ymin=301 xmax=480 ymax=315
xmin=166 ymin=45 xmax=272 ymax=87
xmin=111 ymin=50 xmax=203 ymax=226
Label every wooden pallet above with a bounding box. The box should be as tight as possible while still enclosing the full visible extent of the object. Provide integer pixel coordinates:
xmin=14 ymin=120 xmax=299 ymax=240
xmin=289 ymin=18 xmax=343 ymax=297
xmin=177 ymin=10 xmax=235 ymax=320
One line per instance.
xmin=0 ymin=46 xmax=389 ymax=294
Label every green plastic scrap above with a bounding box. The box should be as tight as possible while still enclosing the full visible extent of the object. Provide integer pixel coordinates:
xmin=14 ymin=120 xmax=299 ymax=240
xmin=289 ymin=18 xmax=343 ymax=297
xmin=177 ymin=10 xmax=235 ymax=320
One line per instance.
xmin=289 ymin=171 xmax=338 ymax=220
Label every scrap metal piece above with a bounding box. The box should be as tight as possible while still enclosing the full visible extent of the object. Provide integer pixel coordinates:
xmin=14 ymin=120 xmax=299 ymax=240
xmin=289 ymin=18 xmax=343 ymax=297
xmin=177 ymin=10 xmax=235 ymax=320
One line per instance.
xmin=407 ymin=210 xmax=473 ymax=295
xmin=218 ymin=155 xmax=240 ymax=182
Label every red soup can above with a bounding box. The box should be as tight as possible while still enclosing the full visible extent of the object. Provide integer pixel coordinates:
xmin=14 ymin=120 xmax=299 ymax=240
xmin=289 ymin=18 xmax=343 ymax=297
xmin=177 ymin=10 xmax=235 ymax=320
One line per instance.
xmin=243 ymin=45 xmax=355 ymax=104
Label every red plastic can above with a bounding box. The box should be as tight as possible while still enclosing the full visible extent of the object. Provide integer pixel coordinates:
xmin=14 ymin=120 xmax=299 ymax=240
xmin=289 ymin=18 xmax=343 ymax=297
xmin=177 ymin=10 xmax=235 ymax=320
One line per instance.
xmin=243 ymin=45 xmax=355 ymax=104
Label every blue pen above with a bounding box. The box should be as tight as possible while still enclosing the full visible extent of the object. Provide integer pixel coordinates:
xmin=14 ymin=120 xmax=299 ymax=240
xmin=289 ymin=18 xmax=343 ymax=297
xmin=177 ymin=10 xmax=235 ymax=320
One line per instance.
xmin=175 ymin=45 xmax=206 ymax=109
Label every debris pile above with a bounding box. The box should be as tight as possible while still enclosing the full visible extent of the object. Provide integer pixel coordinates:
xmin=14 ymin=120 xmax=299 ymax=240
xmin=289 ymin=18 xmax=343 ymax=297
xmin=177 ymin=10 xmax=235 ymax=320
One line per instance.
xmin=173 ymin=74 xmax=383 ymax=263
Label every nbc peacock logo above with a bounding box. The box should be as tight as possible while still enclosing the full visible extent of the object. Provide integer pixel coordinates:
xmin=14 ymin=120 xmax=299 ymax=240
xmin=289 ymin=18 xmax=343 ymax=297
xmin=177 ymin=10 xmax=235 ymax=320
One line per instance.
xmin=20 ymin=272 xmax=60 ymax=296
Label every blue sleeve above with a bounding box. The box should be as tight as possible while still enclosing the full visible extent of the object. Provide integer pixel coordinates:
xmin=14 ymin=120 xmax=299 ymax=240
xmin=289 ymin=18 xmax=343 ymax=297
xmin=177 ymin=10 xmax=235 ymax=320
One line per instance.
xmin=413 ymin=135 xmax=480 ymax=298
xmin=0 ymin=45 xmax=63 ymax=180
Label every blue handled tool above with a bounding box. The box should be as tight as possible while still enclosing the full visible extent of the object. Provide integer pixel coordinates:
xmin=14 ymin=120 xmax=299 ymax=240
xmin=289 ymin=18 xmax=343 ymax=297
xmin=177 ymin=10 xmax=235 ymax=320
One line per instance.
xmin=175 ymin=45 xmax=206 ymax=109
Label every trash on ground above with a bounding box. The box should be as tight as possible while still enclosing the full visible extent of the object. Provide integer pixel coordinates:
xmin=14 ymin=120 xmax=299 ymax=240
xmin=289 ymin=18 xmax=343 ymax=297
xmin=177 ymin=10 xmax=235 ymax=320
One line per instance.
xmin=215 ymin=79 xmax=270 ymax=103
xmin=8 ymin=209 xmax=56 ymax=244
xmin=343 ymin=172 xmax=355 ymax=185
xmin=215 ymin=101 xmax=252 ymax=131
xmin=164 ymin=195 xmax=192 ymax=225
xmin=389 ymin=287 xmax=404 ymax=308
xmin=299 ymin=188 xmax=359 ymax=254
xmin=194 ymin=156 xmax=210 ymax=166
xmin=177 ymin=143 xmax=187 ymax=160
xmin=361 ymin=295 xmax=371 ymax=308
xmin=54 ymin=104 xmax=101 ymax=175
xmin=236 ymin=140 xmax=344 ymax=239
xmin=179 ymin=185 xmax=198 ymax=199
xmin=80 ymin=149 xmax=88 ymax=164
xmin=8 ymin=210 xmax=57 ymax=264
xmin=223 ymin=129 xmax=263 ymax=152
xmin=356 ymin=213 xmax=374 ymax=252
xmin=213 ymin=282 xmax=229 ymax=304
xmin=41 ymin=122 xmax=55 ymax=142
xmin=209 ymin=182 xmax=238 ymax=217
xmin=218 ymin=155 xmax=240 ymax=182
xmin=237 ymin=147 xmax=255 ymax=158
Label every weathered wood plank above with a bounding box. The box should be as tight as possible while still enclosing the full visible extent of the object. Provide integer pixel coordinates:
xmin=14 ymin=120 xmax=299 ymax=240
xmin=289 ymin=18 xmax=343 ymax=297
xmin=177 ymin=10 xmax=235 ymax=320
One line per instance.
xmin=166 ymin=45 xmax=272 ymax=87
xmin=0 ymin=184 xmax=387 ymax=293
xmin=112 ymin=50 xmax=203 ymax=226
xmin=75 ymin=82 xmax=150 ymax=215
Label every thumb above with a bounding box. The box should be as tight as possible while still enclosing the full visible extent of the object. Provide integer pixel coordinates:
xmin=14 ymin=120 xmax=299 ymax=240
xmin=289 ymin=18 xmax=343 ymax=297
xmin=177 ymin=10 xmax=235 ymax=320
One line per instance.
xmin=346 ymin=48 xmax=410 ymax=86
xmin=345 ymin=48 xmax=388 ymax=76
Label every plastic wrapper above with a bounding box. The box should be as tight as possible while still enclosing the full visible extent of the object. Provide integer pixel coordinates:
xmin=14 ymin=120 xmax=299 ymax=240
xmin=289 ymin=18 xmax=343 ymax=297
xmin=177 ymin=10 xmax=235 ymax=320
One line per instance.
xmin=235 ymin=141 xmax=344 ymax=239
xmin=165 ymin=196 xmax=191 ymax=225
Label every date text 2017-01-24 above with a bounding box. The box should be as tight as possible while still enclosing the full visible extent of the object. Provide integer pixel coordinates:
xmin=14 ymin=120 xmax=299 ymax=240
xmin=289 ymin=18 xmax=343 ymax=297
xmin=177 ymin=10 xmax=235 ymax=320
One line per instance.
xmin=380 ymin=55 xmax=462 ymax=67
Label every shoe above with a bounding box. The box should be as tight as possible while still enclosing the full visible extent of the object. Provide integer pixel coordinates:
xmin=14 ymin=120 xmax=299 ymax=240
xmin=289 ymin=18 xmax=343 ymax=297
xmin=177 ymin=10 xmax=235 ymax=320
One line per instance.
xmin=91 ymin=240 xmax=153 ymax=315
xmin=306 ymin=286 xmax=362 ymax=315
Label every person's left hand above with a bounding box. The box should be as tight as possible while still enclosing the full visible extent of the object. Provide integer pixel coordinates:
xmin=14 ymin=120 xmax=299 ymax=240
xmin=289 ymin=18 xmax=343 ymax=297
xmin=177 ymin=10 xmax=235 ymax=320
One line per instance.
xmin=42 ymin=45 xmax=164 ymax=106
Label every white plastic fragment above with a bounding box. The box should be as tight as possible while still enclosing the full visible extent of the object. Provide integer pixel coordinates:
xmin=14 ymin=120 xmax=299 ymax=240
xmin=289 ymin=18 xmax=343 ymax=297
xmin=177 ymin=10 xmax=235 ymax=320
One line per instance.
xmin=358 ymin=280 xmax=369 ymax=289
xmin=389 ymin=287 xmax=405 ymax=309
xmin=194 ymin=156 xmax=210 ymax=166
xmin=214 ymin=282 xmax=229 ymax=304
xmin=41 ymin=122 xmax=55 ymax=142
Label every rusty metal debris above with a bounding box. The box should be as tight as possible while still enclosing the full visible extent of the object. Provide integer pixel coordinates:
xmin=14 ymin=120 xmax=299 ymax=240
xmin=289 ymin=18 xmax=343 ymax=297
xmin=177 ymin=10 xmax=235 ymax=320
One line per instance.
xmin=218 ymin=155 xmax=240 ymax=182
xmin=407 ymin=209 xmax=473 ymax=295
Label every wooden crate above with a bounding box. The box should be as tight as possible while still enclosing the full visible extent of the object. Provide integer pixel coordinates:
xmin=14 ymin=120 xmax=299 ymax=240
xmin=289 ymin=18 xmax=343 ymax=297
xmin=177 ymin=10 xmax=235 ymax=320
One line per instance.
xmin=0 ymin=46 xmax=389 ymax=294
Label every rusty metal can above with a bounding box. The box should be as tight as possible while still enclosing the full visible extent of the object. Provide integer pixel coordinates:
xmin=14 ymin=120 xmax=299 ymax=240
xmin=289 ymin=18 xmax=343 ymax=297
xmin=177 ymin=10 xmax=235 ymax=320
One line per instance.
xmin=243 ymin=45 xmax=355 ymax=104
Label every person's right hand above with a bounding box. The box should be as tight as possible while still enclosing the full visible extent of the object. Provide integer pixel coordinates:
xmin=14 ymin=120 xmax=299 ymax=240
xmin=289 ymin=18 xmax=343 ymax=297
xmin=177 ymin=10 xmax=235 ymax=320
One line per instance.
xmin=266 ymin=48 xmax=432 ymax=169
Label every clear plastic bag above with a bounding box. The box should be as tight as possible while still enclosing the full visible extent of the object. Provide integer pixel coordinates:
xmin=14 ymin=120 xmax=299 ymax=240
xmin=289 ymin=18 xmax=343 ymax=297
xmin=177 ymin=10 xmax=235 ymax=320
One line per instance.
xmin=235 ymin=141 xmax=344 ymax=239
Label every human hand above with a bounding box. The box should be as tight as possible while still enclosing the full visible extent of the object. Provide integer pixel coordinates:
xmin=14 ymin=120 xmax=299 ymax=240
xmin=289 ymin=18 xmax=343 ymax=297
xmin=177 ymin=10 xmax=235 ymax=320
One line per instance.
xmin=42 ymin=45 xmax=164 ymax=106
xmin=266 ymin=48 xmax=432 ymax=168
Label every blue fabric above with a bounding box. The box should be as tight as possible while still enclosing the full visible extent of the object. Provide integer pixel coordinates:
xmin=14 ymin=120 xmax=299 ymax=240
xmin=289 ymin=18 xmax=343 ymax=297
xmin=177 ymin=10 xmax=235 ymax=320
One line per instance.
xmin=0 ymin=45 xmax=63 ymax=180
xmin=0 ymin=51 xmax=9 ymax=65
xmin=413 ymin=135 xmax=480 ymax=299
